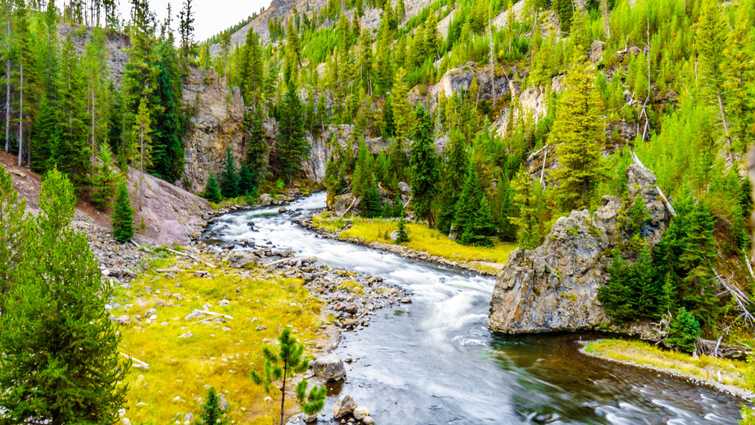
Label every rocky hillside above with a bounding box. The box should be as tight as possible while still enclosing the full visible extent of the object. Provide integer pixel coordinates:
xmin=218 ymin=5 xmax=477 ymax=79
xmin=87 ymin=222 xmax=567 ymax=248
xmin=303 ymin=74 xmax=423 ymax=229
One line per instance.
xmin=0 ymin=152 xmax=208 ymax=277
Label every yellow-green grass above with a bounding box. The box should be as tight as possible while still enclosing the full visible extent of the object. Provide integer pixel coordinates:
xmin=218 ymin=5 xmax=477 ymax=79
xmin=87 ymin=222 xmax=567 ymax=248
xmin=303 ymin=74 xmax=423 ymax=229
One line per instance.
xmin=111 ymin=254 xmax=324 ymax=424
xmin=312 ymin=213 xmax=515 ymax=273
xmin=583 ymin=339 xmax=754 ymax=397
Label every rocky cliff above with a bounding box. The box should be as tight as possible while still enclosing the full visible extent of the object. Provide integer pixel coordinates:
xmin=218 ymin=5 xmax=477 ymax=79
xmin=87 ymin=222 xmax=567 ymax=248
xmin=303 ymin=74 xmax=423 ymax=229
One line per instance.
xmin=181 ymin=69 xmax=246 ymax=193
xmin=488 ymin=162 xmax=671 ymax=334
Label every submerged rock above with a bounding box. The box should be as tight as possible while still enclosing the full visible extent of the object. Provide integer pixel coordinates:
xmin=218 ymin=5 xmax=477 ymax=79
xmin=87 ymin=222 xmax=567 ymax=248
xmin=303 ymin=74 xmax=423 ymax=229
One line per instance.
xmin=489 ymin=163 xmax=671 ymax=334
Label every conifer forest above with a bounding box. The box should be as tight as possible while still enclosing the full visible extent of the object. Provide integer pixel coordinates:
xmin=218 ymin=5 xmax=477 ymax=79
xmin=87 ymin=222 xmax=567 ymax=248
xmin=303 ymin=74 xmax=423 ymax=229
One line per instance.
xmin=0 ymin=0 xmax=754 ymax=424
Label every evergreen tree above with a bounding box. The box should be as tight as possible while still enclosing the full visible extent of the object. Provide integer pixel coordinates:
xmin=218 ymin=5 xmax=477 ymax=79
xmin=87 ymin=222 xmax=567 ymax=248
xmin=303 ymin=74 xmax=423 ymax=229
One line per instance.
xmin=409 ymin=105 xmax=438 ymax=225
xmin=244 ymin=107 xmax=269 ymax=189
xmin=352 ymin=138 xmax=373 ymax=197
xmin=112 ymin=178 xmax=134 ymax=243
xmin=220 ymin=147 xmax=239 ymax=198
xmin=454 ymin=162 xmax=494 ymax=246
xmin=0 ymin=166 xmax=27 ymax=294
xmin=653 ymin=198 xmax=720 ymax=329
xmin=0 ymin=169 xmax=128 ymax=424
xmin=204 ymin=175 xmax=222 ymax=203
xmin=57 ymin=37 xmax=90 ymax=191
xmin=251 ymin=328 xmax=320 ymax=425
xmin=151 ymin=39 xmax=185 ymax=182
xmin=238 ymin=164 xmax=256 ymax=197
xmin=179 ymin=0 xmax=196 ymax=64
xmin=436 ymin=129 xmax=468 ymax=234
xmin=195 ymin=387 xmax=228 ymax=425
xmin=91 ymin=143 xmax=118 ymax=211
xmin=275 ymin=77 xmax=309 ymax=182
xmin=549 ymin=55 xmax=606 ymax=211
xmin=361 ymin=181 xmax=382 ymax=218
xmin=721 ymin=2 xmax=754 ymax=152
xmin=511 ymin=169 xmax=544 ymax=249
xmin=665 ymin=307 xmax=701 ymax=353
xmin=552 ymin=0 xmax=573 ymax=34
xmin=391 ymin=67 xmax=413 ymax=142
xmin=395 ymin=215 xmax=409 ymax=244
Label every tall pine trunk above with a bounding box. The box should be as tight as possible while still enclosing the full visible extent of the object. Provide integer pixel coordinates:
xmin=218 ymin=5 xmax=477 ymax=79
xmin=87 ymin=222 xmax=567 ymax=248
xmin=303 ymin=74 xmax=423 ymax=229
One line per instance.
xmin=16 ymin=61 xmax=22 ymax=166
xmin=4 ymin=19 xmax=10 ymax=153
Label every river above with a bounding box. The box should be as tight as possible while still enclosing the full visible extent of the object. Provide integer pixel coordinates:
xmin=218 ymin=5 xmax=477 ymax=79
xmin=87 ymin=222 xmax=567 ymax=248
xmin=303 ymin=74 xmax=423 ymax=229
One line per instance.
xmin=206 ymin=192 xmax=744 ymax=425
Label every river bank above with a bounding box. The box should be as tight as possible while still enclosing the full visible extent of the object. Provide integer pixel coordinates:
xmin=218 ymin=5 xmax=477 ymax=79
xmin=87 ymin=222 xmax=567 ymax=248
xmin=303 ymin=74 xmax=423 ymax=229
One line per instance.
xmin=206 ymin=193 xmax=744 ymax=424
xmin=300 ymin=212 xmax=515 ymax=276
xmin=581 ymin=339 xmax=754 ymax=401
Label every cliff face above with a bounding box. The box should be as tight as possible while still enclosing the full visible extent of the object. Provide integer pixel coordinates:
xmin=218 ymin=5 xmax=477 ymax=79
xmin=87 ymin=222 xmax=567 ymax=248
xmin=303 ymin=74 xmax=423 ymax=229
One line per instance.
xmin=488 ymin=162 xmax=671 ymax=334
xmin=181 ymin=69 xmax=246 ymax=193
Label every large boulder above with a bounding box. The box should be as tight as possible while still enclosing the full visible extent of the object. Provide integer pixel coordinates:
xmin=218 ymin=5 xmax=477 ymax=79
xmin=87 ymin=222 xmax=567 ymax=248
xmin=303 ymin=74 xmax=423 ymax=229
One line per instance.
xmin=488 ymin=163 xmax=671 ymax=334
xmin=311 ymin=354 xmax=346 ymax=382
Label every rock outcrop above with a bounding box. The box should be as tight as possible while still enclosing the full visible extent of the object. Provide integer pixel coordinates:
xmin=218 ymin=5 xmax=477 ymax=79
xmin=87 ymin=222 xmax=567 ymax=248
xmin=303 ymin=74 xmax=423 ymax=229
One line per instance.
xmin=181 ymin=68 xmax=245 ymax=193
xmin=488 ymin=162 xmax=671 ymax=334
xmin=427 ymin=63 xmax=512 ymax=108
xmin=127 ymin=168 xmax=209 ymax=245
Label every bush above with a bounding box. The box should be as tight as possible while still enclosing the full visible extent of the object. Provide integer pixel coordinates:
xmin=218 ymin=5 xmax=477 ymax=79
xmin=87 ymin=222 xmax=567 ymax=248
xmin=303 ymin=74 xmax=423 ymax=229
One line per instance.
xmin=665 ymin=307 xmax=701 ymax=353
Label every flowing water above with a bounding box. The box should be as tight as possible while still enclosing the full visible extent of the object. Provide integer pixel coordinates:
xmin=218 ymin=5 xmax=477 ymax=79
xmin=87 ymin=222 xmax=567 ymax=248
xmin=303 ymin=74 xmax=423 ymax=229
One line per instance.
xmin=206 ymin=193 xmax=745 ymax=425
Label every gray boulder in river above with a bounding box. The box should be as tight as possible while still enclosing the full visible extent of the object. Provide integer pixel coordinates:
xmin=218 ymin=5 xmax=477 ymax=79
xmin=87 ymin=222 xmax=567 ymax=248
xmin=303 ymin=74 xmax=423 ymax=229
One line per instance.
xmin=489 ymin=162 xmax=672 ymax=334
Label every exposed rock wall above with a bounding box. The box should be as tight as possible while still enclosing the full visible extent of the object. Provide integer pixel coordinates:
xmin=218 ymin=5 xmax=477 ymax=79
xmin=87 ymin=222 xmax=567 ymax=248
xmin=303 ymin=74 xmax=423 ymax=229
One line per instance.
xmin=127 ymin=167 xmax=209 ymax=245
xmin=181 ymin=69 xmax=245 ymax=193
xmin=488 ymin=163 xmax=671 ymax=334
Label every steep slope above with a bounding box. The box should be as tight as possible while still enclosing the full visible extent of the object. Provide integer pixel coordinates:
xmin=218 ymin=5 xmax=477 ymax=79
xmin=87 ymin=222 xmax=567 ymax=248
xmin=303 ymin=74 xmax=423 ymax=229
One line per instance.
xmin=0 ymin=151 xmax=207 ymax=246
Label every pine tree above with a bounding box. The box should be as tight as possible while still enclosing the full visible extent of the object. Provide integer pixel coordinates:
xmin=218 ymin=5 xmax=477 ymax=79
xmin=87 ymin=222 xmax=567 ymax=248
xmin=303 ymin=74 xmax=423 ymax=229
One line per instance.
xmin=552 ymin=0 xmax=573 ymax=34
xmin=453 ymin=162 xmax=494 ymax=246
xmin=151 ymin=39 xmax=184 ymax=182
xmin=361 ymin=181 xmax=382 ymax=218
xmin=436 ymin=129 xmax=468 ymax=234
xmin=665 ymin=307 xmax=701 ymax=353
xmin=204 ymin=175 xmax=222 ymax=203
xmin=395 ymin=215 xmax=409 ymax=244
xmin=352 ymin=138 xmax=373 ymax=197
xmin=251 ymin=328 xmax=319 ymax=425
xmin=391 ymin=67 xmax=413 ymax=142
xmin=0 ymin=166 xmax=27 ymax=294
xmin=220 ymin=147 xmax=239 ymax=198
xmin=549 ymin=55 xmax=606 ymax=211
xmin=409 ymin=105 xmax=438 ymax=225
xmin=511 ymin=169 xmax=544 ymax=249
xmin=238 ymin=164 xmax=255 ymax=197
xmin=178 ymin=0 xmax=196 ymax=64
xmin=57 ymin=37 xmax=91 ymax=191
xmin=244 ymin=107 xmax=269 ymax=189
xmin=82 ymin=28 xmax=113 ymax=183
xmin=91 ymin=143 xmax=118 ymax=211
xmin=721 ymin=3 xmax=754 ymax=152
xmin=653 ymin=198 xmax=720 ymax=329
xmin=0 ymin=169 xmax=128 ymax=424
xmin=112 ymin=178 xmax=134 ymax=243
xmin=275 ymin=77 xmax=309 ymax=182
xmin=196 ymin=387 xmax=228 ymax=425
xmin=696 ymin=0 xmax=733 ymax=155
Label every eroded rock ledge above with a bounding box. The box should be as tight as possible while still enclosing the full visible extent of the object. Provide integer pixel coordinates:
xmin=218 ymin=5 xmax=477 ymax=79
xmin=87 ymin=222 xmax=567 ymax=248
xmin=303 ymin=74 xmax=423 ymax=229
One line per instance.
xmin=489 ymin=163 xmax=671 ymax=334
